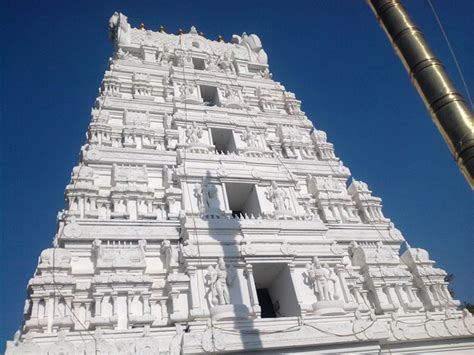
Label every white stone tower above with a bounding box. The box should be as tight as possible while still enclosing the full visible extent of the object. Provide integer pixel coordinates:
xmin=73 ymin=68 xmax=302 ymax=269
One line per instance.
xmin=6 ymin=13 xmax=474 ymax=354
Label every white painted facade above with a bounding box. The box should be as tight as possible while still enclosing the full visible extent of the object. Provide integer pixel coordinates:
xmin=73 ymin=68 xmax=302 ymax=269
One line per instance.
xmin=6 ymin=12 xmax=474 ymax=354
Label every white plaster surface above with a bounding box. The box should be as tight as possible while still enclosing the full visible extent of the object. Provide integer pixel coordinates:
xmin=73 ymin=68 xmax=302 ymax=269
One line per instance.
xmin=6 ymin=12 xmax=474 ymax=354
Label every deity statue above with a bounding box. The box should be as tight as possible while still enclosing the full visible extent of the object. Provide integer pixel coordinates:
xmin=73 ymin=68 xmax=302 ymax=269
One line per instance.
xmin=223 ymin=84 xmax=236 ymax=99
xmin=266 ymin=181 xmax=290 ymax=212
xmin=306 ymin=257 xmax=339 ymax=301
xmin=179 ymin=81 xmax=195 ymax=98
xmin=193 ymin=182 xmax=203 ymax=209
xmin=259 ymin=67 xmax=272 ymax=79
xmin=176 ymin=50 xmax=193 ymax=68
xmin=194 ymin=178 xmax=218 ymax=211
xmin=204 ymin=181 xmax=218 ymax=208
xmin=241 ymin=127 xmax=258 ymax=148
xmin=186 ymin=122 xmax=202 ymax=144
xmin=161 ymin=239 xmax=179 ymax=269
xmin=205 ymin=54 xmax=219 ymax=72
xmin=217 ymin=52 xmax=235 ymax=74
xmin=207 ymin=258 xmax=234 ymax=306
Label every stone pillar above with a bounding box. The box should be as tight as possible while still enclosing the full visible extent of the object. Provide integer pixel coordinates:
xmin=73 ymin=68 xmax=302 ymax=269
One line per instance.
xmin=159 ymin=299 xmax=168 ymax=323
xmin=47 ymin=296 xmax=55 ymax=333
xmin=169 ymin=290 xmax=183 ymax=321
xmin=111 ymin=294 xmax=119 ymax=317
xmin=31 ymin=298 xmax=39 ymax=319
xmin=245 ymin=264 xmax=260 ymax=317
xmin=187 ymin=266 xmax=202 ymax=317
xmin=143 ymin=294 xmax=151 ymax=315
xmin=207 ymin=128 xmax=214 ymax=145
xmin=93 ymin=295 xmax=102 ymax=317
xmin=386 ymin=285 xmax=400 ymax=310
xmin=221 ymin=183 xmax=231 ymax=214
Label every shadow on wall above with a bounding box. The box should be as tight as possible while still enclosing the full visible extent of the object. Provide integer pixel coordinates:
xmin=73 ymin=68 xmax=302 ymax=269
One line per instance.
xmin=182 ymin=169 xmax=264 ymax=352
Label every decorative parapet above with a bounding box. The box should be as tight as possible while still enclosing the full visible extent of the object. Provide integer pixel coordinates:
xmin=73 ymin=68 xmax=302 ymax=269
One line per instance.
xmin=101 ymin=70 xmax=121 ymax=97
xmin=350 ymin=241 xmax=424 ymax=314
xmin=348 ymin=179 xmax=390 ymax=225
xmin=310 ymin=129 xmax=337 ymax=160
xmin=24 ymin=248 xmax=76 ymax=333
xmin=307 ymin=175 xmax=360 ymax=224
xmin=401 ymin=247 xmax=461 ymax=311
xmin=65 ymin=165 xmax=100 ymax=219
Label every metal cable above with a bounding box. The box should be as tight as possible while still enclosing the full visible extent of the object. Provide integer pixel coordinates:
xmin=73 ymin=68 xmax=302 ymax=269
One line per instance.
xmin=427 ymin=0 xmax=473 ymax=109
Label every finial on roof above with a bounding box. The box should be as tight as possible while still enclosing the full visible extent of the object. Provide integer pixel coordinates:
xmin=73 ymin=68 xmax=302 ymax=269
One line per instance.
xmin=199 ymin=31 xmax=205 ymax=37
xmin=217 ymin=35 xmax=224 ymax=42
xmin=139 ymin=22 xmax=146 ymax=30
xmin=177 ymin=28 xmax=184 ymax=35
xmin=159 ymin=25 xmax=167 ymax=33
xmin=189 ymin=26 xmax=198 ymax=35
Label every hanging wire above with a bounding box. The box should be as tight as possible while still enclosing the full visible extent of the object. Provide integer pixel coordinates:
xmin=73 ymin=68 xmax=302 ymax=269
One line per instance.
xmin=177 ymin=32 xmax=206 ymax=306
xmin=427 ymin=0 xmax=473 ymax=109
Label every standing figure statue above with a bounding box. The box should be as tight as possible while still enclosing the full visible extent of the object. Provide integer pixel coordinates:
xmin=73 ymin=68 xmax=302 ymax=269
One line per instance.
xmin=241 ymin=127 xmax=258 ymax=148
xmin=207 ymin=258 xmax=233 ymax=306
xmin=186 ymin=122 xmax=202 ymax=144
xmin=162 ymin=239 xmax=179 ymax=269
xmin=266 ymin=181 xmax=290 ymax=212
xmin=194 ymin=182 xmax=203 ymax=209
xmin=203 ymin=179 xmax=218 ymax=208
xmin=306 ymin=257 xmax=339 ymax=301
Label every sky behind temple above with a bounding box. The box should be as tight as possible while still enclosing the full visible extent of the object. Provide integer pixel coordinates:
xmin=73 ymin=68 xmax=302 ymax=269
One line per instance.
xmin=1 ymin=0 xmax=473 ymax=347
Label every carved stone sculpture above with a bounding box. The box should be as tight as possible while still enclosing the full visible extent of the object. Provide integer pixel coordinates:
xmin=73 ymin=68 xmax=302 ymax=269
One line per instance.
xmin=241 ymin=127 xmax=259 ymax=148
xmin=266 ymin=181 xmax=291 ymax=215
xmin=217 ymin=52 xmax=235 ymax=74
xmin=207 ymin=258 xmax=233 ymax=306
xmin=186 ymin=122 xmax=202 ymax=144
xmin=306 ymin=257 xmax=339 ymax=301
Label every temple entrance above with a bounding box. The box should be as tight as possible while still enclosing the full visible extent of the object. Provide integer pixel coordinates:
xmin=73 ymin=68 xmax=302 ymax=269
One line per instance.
xmin=253 ymin=263 xmax=299 ymax=318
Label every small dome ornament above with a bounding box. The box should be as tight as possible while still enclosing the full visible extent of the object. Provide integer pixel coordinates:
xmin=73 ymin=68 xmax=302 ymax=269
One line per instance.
xmin=199 ymin=31 xmax=205 ymax=37
xmin=159 ymin=25 xmax=167 ymax=33
xmin=177 ymin=28 xmax=184 ymax=35
xmin=139 ymin=22 xmax=146 ymax=30
xmin=217 ymin=35 xmax=224 ymax=42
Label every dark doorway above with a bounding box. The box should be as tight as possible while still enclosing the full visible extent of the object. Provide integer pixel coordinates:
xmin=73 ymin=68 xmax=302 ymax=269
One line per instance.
xmin=257 ymin=288 xmax=276 ymax=318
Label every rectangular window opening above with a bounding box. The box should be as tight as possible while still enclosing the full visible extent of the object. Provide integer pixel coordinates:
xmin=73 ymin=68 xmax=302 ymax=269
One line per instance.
xmin=225 ymin=182 xmax=261 ymax=217
xmin=200 ymin=85 xmax=219 ymax=106
xmin=192 ymin=57 xmax=206 ymax=70
xmin=211 ymin=128 xmax=236 ymax=155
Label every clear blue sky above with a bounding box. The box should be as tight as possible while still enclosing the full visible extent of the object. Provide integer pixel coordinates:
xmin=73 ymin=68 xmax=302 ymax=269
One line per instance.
xmin=1 ymin=0 xmax=473 ymax=346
